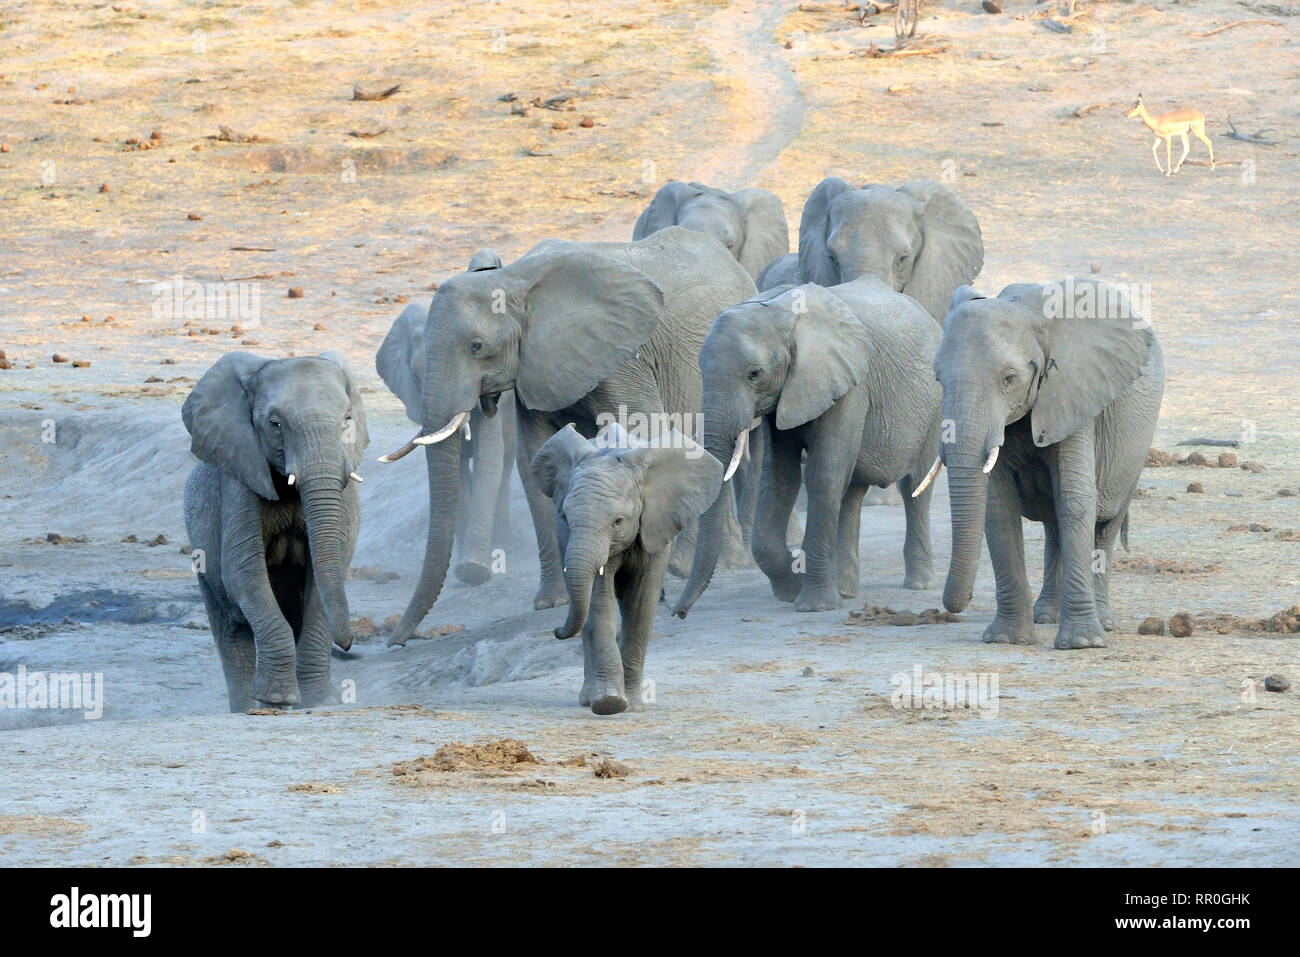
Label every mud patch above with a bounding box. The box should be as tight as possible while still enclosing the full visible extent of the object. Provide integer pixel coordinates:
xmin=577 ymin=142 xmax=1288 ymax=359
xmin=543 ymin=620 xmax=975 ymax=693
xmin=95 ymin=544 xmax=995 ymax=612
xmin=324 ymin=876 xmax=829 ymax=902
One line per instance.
xmin=0 ymin=589 xmax=187 ymax=633
xmin=393 ymin=739 xmax=540 ymax=775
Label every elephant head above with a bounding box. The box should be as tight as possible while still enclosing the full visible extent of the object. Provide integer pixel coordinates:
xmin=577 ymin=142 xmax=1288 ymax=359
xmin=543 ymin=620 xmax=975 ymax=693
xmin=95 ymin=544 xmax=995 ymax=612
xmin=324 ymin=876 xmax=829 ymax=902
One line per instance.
xmin=674 ymin=283 xmax=872 ymax=616
xmin=634 ymin=181 xmax=789 ymax=280
xmin=933 ymin=279 xmax=1155 ymax=613
xmin=533 ymin=424 xmax=722 ymax=640
xmin=182 ymin=351 xmax=369 ymax=649
xmin=377 ymin=243 xmax=666 ymax=643
xmin=797 ymin=177 xmax=983 ymax=321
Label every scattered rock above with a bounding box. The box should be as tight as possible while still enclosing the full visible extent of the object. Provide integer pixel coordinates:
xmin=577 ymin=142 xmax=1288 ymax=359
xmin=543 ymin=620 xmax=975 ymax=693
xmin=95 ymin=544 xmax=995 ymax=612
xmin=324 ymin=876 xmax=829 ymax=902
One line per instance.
xmin=1089 ymin=261 xmax=1101 ymax=273
xmin=312 ymin=322 xmax=326 ymax=331
xmin=1168 ymin=612 xmax=1196 ymax=638
xmin=1113 ymin=557 xmax=1220 ymax=575
xmin=43 ymin=532 xmax=87 ymax=545
xmin=0 ymin=143 xmax=8 ymax=153
xmin=98 ymin=183 xmax=110 ymax=193
xmin=982 ymin=0 xmax=1002 ymax=12
xmin=1227 ymin=523 xmax=1271 ymax=532
xmin=121 ymin=534 xmax=138 ymax=543
xmin=594 ymin=758 xmax=630 ymax=779
xmin=1263 ymin=674 xmax=1290 ymax=693
xmin=1241 ymin=461 xmax=1266 ymax=473
xmin=1185 ymin=451 xmax=1209 ymax=466
xmin=1137 ymin=616 xmax=1165 ymax=635
xmin=847 ymin=605 xmax=963 ymax=626
xmin=1278 ymin=488 xmax=1297 ymax=497
xmin=52 ymin=353 xmax=69 ymax=363
xmin=288 ymin=287 xmax=304 ymax=298
xmin=579 ymin=115 xmax=595 ymax=128
xmin=1145 ymin=448 xmax=1173 ymax=467
xmin=1186 ymin=482 xmax=1203 ymax=493
xmin=551 ymin=120 xmax=569 ymax=131
xmin=186 ymin=212 xmax=202 ymax=221
xmin=1273 ymin=529 xmax=1300 ymax=541
xmin=71 ymin=359 xmax=91 ymax=368
xmin=147 ymin=534 xmax=167 ymax=546
xmin=1218 ymin=452 xmax=1238 ymax=468
xmin=801 ymin=666 xmax=815 ymax=677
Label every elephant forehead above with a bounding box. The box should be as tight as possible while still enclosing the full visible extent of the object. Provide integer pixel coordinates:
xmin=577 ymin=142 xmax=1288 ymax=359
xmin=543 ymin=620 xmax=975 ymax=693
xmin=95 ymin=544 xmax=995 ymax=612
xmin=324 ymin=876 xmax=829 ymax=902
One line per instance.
xmin=249 ymin=358 xmax=349 ymax=407
xmin=566 ymin=456 xmax=642 ymax=503
xmin=833 ymin=189 xmax=917 ymax=238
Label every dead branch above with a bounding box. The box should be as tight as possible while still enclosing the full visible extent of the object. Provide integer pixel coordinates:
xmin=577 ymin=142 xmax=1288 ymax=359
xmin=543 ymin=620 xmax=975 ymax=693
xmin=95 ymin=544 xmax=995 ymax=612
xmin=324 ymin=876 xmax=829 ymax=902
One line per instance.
xmin=352 ymin=81 xmax=401 ymax=101
xmin=1225 ymin=115 xmax=1279 ymax=145
xmin=1187 ymin=19 xmax=1281 ymax=37
xmin=1070 ymin=100 xmax=1118 ymax=117
xmin=347 ymin=127 xmax=389 ymax=139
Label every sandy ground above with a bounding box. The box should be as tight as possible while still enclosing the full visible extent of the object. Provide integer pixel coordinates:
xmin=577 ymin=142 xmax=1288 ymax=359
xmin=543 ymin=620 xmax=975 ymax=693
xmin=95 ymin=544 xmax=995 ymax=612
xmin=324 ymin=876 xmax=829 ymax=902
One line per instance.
xmin=1 ymin=0 xmax=1297 ymax=865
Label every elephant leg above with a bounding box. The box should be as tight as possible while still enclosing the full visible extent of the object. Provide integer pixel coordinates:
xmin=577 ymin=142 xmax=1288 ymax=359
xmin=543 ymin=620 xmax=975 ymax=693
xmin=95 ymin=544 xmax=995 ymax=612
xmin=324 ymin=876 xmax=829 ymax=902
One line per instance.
xmin=836 ymin=482 xmax=868 ymax=599
xmin=199 ymin=576 xmax=257 ymax=712
xmin=583 ymin=570 xmax=626 ymax=715
xmin=1051 ymin=427 xmax=1106 ymax=649
xmin=617 ymin=551 xmax=670 ymax=711
xmin=898 ymin=470 xmax=935 ymax=591
xmin=515 ymin=409 xmax=568 ymax=610
xmin=456 ymin=407 xmax=505 ymax=586
xmin=295 ymin=576 xmax=338 ymax=708
xmin=795 ymin=436 xmax=854 ymax=612
xmin=753 ymin=427 xmax=804 ymax=603
xmin=982 ymin=469 xmax=1038 ymax=645
xmin=1093 ymin=514 xmax=1123 ymax=632
xmin=1034 ymin=519 xmax=1061 ymax=623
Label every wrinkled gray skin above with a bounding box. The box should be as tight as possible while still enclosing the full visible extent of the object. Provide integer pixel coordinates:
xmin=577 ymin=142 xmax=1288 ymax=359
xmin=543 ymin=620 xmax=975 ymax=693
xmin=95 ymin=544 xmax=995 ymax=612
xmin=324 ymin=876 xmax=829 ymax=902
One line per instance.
xmin=936 ymin=280 xmax=1165 ymax=650
xmin=676 ymin=277 xmax=942 ymax=615
xmin=797 ymin=178 xmax=984 ymax=322
xmin=182 ymin=353 xmax=369 ymax=710
xmin=633 ymin=181 xmax=789 ymax=280
xmin=755 ymin=253 xmax=799 ymax=292
xmin=379 ymin=226 xmax=755 ymax=647
xmin=533 ymin=425 xmax=722 ymax=714
xmin=377 ymin=250 xmax=517 ymax=586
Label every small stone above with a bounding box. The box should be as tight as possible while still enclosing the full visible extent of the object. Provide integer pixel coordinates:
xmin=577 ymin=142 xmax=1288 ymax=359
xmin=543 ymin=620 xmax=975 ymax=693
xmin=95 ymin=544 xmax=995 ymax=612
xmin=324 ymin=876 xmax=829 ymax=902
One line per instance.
xmin=0 ymin=357 xmax=10 ymax=370
xmin=52 ymin=353 xmax=69 ymax=363
xmin=1089 ymin=260 xmax=1101 ymax=273
xmin=150 ymin=129 xmax=162 ymax=141
xmin=288 ymin=287 xmax=304 ymax=298
xmin=1217 ymin=452 xmax=1238 ymax=468
xmin=1186 ymin=482 xmax=1203 ymax=493
xmin=1278 ymin=488 xmax=1296 ymax=497
xmin=1168 ymin=612 xmax=1196 ymax=638
xmin=1263 ymin=674 xmax=1290 ymax=693
xmin=99 ymin=183 xmax=109 ymax=193
xmin=801 ymin=666 xmax=815 ymax=677
xmin=313 ymin=322 xmax=326 ymax=331
xmin=1186 ymin=451 xmax=1208 ymax=466
xmin=1138 ymin=616 xmax=1164 ymax=635
xmin=187 ymin=212 xmax=202 ymax=221
xmin=594 ymin=758 xmax=629 ymax=779
xmin=71 ymin=359 xmax=91 ymax=368
xmin=982 ymin=0 xmax=1002 ymax=11
xmin=0 ymin=143 xmax=9 ymax=153
xmin=551 ymin=120 xmax=569 ymax=131
xmin=579 ymin=115 xmax=595 ymax=128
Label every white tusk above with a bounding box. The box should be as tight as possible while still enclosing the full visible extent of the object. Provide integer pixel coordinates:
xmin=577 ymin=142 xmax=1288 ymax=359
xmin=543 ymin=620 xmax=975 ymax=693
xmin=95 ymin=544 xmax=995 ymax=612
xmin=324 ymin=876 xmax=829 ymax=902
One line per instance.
xmin=378 ymin=434 xmax=421 ymax=463
xmin=723 ymin=428 xmax=749 ymax=482
xmin=414 ymin=410 xmax=470 ymax=446
xmin=349 ymin=471 xmax=364 ymax=483
xmin=911 ymin=456 xmax=943 ymax=498
xmin=461 ymin=421 xmax=472 ymax=442
xmin=982 ymin=446 xmax=1000 ymax=474
xmin=598 ymin=566 xmax=605 ymax=576
xmin=287 ymin=473 xmax=296 ymax=486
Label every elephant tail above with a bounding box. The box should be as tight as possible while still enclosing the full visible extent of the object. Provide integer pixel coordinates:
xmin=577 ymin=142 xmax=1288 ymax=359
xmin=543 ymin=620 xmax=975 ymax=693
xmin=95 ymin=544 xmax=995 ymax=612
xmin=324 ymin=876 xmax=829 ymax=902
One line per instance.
xmin=1120 ymin=512 xmax=1129 ymax=552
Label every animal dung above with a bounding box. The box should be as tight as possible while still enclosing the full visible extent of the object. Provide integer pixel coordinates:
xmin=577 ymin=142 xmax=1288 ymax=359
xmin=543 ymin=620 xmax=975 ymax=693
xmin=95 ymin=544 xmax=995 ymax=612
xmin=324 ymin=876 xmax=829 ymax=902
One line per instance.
xmin=1168 ymin=612 xmax=1196 ymax=638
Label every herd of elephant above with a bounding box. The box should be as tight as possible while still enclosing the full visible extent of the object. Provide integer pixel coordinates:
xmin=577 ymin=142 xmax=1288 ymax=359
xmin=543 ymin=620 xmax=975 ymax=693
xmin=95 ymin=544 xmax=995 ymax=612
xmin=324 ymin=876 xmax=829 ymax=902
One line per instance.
xmin=181 ymin=177 xmax=1165 ymax=715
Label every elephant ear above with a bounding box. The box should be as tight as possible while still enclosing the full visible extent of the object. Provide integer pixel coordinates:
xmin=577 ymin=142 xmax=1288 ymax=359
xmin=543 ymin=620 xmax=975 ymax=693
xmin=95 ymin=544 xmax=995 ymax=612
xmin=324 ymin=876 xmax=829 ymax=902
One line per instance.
xmin=375 ymin=303 xmax=427 ymax=423
xmin=797 ymin=177 xmax=853 ymax=286
xmin=512 ymin=248 xmax=664 ymax=412
xmin=1020 ymin=279 xmax=1155 ymax=448
xmin=182 ymin=351 xmax=278 ymax=500
xmin=467 ymin=248 xmax=503 ymax=272
xmin=730 ymin=188 xmax=790 ymax=279
xmin=898 ymin=181 xmax=984 ymax=322
xmin=632 ymin=181 xmax=700 ymax=240
xmin=531 ymin=423 xmax=595 ymax=500
xmin=622 ymin=432 xmax=723 ymax=553
xmin=775 ymin=287 xmax=873 ymax=430
xmin=316 ymin=351 xmax=371 ymax=469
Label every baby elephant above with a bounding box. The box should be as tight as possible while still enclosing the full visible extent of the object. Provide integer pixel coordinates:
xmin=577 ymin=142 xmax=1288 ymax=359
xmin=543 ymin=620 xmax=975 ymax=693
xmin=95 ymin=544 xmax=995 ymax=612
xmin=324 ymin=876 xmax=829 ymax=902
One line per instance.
xmin=532 ymin=424 xmax=722 ymax=715
xmin=182 ymin=352 xmax=369 ymax=711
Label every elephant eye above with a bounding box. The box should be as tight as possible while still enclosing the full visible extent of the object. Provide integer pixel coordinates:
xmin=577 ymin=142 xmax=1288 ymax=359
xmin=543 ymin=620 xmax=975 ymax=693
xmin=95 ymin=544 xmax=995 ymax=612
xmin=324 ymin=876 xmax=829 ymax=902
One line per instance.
xmin=612 ymin=516 xmax=624 ymax=528
xmin=748 ymin=367 xmax=762 ymax=381
xmin=469 ymin=338 xmax=484 ymax=356
xmin=270 ymin=416 xmax=282 ymax=430
xmin=1002 ymin=371 xmax=1017 ymax=387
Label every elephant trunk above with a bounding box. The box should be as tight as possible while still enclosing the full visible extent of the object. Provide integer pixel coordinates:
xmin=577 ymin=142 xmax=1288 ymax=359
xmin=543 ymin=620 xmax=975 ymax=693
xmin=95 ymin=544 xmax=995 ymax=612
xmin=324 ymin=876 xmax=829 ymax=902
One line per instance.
xmin=388 ymin=434 xmax=462 ymax=645
xmin=297 ymin=468 xmax=353 ymax=651
xmin=943 ymin=464 xmax=989 ymax=614
xmin=554 ymin=532 xmax=608 ymax=639
xmin=674 ymin=398 xmax=750 ymax=618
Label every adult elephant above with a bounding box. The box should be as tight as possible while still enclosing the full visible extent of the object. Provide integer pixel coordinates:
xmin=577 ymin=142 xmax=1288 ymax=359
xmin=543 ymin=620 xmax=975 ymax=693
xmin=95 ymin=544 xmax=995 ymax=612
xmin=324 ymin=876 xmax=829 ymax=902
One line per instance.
xmin=378 ymin=226 xmax=756 ymax=646
xmin=933 ymin=279 xmax=1165 ymax=650
xmin=182 ymin=352 xmax=369 ymax=709
xmin=633 ymin=181 xmax=789 ymax=280
xmin=797 ymin=177 xmax=984 ymax=322
xmin=376 ymin=249 xmax=517 ymax=587
xmin=675 ymin=278 xmax=941 ymax=616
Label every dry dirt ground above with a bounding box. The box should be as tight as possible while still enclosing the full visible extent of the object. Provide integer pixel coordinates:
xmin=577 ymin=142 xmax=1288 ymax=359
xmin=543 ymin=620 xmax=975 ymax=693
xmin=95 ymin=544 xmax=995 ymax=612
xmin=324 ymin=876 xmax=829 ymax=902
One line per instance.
xmin=0 ymin=0 xmax=1297 ymax=866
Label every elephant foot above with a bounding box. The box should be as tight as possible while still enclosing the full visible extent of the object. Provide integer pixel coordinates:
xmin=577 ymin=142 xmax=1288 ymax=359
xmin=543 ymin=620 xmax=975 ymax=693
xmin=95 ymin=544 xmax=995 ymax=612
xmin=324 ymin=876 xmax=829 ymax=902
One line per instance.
xmin=903 ymin=568 xmax=934 ymax=591
xmin=837 ymin=581 xmax=859 ymax=600
xmin=1033 ymin=596 xmax=1059 ymax=624
xmin=533 ymin=581 xmax=569 ymax=610
xmin=1054 ymin=617 xmax=1108 ymax=650
xmin=454 ymin=559 xmax=492 ymax=586
xmin=796 ymin=583 xmax=843 ymax=613
xmin=983 ymin=614 xmax=1038 ymax=645
xmin=591 ymin=691 xmax=628 ymax=716
xmin=298 ymin=679 xmax=340 ymax=709
xmin=252 ymin=670 xmax=300 ymax=707
xmin=578 ymin=682 xmax=593 ymax=708
xmin=768 ymin=575 xmax=801 ymax=603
